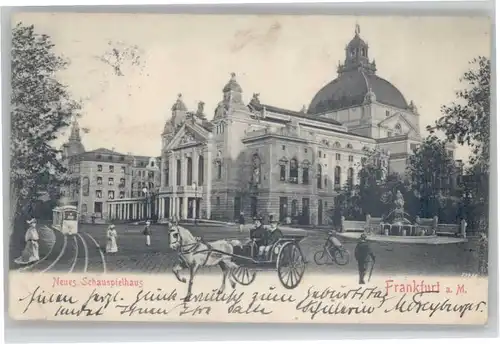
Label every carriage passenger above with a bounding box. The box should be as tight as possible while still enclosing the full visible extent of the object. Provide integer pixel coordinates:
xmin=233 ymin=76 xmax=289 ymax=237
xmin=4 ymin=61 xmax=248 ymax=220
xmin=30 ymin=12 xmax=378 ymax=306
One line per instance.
xmin=258 ymin=218 xmax=283 ymax=260
xmin=250 ymin=216 xmax=266 ymax=247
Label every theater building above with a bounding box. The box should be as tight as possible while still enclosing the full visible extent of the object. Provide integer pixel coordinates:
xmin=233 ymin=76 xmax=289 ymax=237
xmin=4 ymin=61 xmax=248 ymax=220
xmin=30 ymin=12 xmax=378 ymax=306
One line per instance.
xmin=157 ymin=26 xmax=441 ymax=225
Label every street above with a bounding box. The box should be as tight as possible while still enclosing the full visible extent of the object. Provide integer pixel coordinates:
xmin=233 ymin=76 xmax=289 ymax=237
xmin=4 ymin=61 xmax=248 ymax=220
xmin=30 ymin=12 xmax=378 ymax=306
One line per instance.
xmin=11 ymin=222 xmax=482 ymax=276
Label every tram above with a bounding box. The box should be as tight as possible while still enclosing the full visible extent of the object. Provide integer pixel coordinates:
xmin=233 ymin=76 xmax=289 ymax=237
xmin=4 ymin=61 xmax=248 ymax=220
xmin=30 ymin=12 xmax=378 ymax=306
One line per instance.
xmin=52 ymin=205 xmax=79 ymax=235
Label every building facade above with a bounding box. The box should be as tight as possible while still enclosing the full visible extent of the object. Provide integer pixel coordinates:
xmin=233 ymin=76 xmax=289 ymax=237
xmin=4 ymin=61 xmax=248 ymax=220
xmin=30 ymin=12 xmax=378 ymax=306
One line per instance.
xmin=157 ymin=26 xmax=456 ymax=225
xmin=61 ymin=121 xmax=161 ymax=222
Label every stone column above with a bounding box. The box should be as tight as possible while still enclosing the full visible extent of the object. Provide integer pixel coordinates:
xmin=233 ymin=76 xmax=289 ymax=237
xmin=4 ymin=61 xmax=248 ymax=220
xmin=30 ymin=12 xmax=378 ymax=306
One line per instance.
xmin=192 ymin=198 xmax=197 ymax=219
xmin=181 ymin=154 xmax=187 ymax=186
xmin=205 ymin=146 xmax=212 ymax=219
xmin=182 ymin=197 xmax=188 ymax=220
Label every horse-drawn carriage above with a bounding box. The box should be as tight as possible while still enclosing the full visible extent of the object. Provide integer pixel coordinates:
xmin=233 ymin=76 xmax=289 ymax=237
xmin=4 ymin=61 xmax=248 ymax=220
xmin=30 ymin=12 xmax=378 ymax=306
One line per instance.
xmin=169 ymin=224 xmax=308 ymax=301
xmin=230 ymin=233 xmax=307 ymax=290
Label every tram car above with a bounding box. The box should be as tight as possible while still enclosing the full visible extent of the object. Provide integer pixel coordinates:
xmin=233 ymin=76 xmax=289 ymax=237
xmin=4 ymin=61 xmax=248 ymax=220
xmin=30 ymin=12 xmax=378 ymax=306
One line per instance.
xmin=52 ymin=205 xmax=79 ymax=235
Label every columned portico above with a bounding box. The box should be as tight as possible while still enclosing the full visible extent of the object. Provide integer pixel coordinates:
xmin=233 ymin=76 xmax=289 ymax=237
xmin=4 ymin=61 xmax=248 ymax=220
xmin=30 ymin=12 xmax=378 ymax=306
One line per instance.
xmin=107 ymin=197 xmax=158 ymax=221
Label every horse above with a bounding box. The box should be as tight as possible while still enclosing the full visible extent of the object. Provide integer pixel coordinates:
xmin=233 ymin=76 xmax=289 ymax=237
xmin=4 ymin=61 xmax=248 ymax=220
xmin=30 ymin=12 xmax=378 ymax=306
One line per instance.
xmin=168 ymin=223 xmax=242 ymax=301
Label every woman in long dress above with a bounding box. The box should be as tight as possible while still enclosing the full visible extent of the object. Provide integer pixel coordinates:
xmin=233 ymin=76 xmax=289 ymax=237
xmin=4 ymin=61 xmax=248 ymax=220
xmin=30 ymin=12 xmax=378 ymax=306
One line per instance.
xmin=14 ymin=218 xmax=40 ymax=265
xmin=106 ymin=224 xmax=118 ymax=254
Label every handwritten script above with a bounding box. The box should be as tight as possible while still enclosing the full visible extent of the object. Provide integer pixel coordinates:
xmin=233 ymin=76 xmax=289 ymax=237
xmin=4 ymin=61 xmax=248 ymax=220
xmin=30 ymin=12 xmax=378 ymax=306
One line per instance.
xmin=16 ymin=282 xmax=487 ymax=322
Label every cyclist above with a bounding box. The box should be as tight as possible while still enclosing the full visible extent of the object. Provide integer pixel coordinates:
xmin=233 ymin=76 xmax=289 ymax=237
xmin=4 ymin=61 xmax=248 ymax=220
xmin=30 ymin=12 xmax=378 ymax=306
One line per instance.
xmin=328 ymin=229 xmax=344 ymax=250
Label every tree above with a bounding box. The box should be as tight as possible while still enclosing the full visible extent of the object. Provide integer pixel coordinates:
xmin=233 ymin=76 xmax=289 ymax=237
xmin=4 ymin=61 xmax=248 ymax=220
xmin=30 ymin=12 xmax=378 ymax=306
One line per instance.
xmin=407 ymin=136 xmax=459 ymax=220
xmin=428 ymin=56 xmax=490 ymax=169
xmin=10 ymin=23 xmax=80 ymax=233
xmin=428 ymin=56 xmax=490 ymax=231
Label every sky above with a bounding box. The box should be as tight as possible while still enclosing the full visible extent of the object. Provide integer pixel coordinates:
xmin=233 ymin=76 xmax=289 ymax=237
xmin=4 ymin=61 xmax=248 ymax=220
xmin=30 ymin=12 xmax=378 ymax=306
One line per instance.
xmin=13 ymin=13 xmax=491 ymax=160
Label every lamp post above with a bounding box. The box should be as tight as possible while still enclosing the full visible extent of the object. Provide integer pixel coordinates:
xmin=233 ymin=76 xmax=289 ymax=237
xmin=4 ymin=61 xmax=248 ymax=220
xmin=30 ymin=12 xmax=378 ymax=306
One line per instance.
xmin=192 ymin=181 xmax=198 ymax=225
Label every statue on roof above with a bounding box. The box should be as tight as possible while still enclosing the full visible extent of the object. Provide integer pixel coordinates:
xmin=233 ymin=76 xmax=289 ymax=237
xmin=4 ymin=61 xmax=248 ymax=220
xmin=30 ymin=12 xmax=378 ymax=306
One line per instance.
xmin=250 ymin=93 xmax=261 ymax=106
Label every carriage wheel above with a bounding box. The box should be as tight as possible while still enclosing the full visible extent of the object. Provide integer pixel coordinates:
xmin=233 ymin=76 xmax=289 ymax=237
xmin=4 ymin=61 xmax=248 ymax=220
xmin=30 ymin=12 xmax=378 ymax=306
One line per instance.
xmin=313 ymin=250 xmax=328 ymax=266
xmin=332 ymin=247 xmax=350 ymax=266
xmin=231 ymin=266 xmax=256 ymax=286
xmin=277 ymin=242 xmax=306 ymax=289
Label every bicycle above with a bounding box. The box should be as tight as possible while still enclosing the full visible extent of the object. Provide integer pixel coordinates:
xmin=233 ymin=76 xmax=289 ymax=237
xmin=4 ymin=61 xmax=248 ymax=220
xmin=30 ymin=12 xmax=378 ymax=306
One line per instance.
xmin=313 ymin=232 xmax=350 ymax=266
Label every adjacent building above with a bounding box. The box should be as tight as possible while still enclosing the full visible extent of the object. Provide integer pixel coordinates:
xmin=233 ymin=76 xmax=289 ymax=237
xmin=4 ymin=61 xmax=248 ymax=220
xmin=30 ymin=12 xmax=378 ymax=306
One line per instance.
xmin=61 ymin=121 xmax=161 ymax=222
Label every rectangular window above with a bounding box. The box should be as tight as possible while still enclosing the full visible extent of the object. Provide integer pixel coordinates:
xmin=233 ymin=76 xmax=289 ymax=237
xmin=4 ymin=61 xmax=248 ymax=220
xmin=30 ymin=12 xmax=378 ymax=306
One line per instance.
xmin=282 ymin=145 xmax=285 ymax=150
xmin=302 ymin=167 xmax=309 ymax=185
xmin=119 ymin=178 xmax=126 ymax=187
xmin=121 ymin=166 xmax=126 ymax=174
xmin=96 ymin=190 xmax=102 ymax=198
xmin=108 ymin=191 xmax=115 ymax=199
xmin=119 ymin=191 xmax=125 ymax=199
xmin=216 ymin=197 xmax=220 ymax=206
xmin=176 ymin=159 xmax=182 ymax=185
xmin=97 ymin=164 xmax=103 ymax=172
xmin=82 ymin=204 xmax=87 ymax=213
xmin=280 ymin=165 xmax=286 ymax=181
xmin=318 ymin=151 xmax=322 ymax=158
xmin=109 ymin=165 xmax=114 ymax=173
xmin=164 ymin=168 xmax=170 ymax=186
xmin=348 ymin=155 xmax=354 ymax=162
xmin=336 ymin=153 xmax=341 ymax=161
xmin=108 ymin=178 xmax=114 ymax=186
xmin=97 ymin=176 xmax=102 ymax=185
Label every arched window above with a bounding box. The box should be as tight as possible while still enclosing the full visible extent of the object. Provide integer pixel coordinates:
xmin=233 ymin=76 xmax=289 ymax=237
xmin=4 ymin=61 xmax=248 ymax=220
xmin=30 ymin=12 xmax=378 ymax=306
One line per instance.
xmin=334 ymin=166 xmax=341 ymax=188
xmin=316 ymin=164 xmax=322 ymax=189
xmin=279 ymin=157 xmax=288 ymax=182
xmin=346 ymin=143 xmax=353 ymax=149
xmin=335 ymin=142 xmax=341 ymax=148
xmin=82 ymin=177 xmax=90 ymax=196
xmin=216 ymin=161 xmax=222 ymax=180
xmin=252 ymin=154 xmax=261 ymax=184
xmin=289 ymin=158 xmax=298 ymax=184
xmin=176 ymin=159 xmax=181 ymax=185
xmin=348 ymin=167 xmax=354 ymax=188
xmin=187 ymin=157 xmax=193 ymax=185
xmin=302 ymin=160 xmax=310 ymax=185
xmin=291 ymin=199 xmax=298 ymax=217
xmin=198 ymin=156 xmax=204 ymax=185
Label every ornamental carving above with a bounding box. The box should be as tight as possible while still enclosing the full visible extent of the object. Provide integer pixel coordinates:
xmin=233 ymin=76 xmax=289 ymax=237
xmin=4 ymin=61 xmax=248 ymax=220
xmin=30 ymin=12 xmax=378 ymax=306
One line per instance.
xmin=180 ymin=132 xmax=196 ymax=145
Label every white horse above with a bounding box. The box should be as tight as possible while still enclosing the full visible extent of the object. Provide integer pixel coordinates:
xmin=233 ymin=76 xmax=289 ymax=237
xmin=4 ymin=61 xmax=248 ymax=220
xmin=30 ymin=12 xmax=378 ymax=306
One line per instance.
xmin=169 ymin=223 xmax=242 ymax=301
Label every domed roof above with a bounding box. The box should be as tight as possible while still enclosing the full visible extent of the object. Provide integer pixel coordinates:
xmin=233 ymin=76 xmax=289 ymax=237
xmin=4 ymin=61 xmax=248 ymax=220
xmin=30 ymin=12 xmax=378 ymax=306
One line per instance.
xmin=308 ymin=69 xmax=409 ymax=114
xmin=223 ymin=73 xmax=242 ymax=93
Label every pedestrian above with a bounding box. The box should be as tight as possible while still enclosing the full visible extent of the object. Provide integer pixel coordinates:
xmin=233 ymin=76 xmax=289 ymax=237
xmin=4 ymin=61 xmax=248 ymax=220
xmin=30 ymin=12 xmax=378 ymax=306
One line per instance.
xmin=238 ymin=212 xmax=245 ymax=233
xmin=354 ymin=233 xmax=376 ymax=284
xmin=143 ymin=220 xmax=152 ymax=246
xmin=106 ymin=224 xmax=118 ymax=254
xmin=14 ymin=218 xmax=40 ymax=265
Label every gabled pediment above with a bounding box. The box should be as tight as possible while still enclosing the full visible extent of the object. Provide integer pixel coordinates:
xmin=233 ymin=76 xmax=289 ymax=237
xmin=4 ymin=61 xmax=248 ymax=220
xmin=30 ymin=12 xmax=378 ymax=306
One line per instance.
xmin=378 ymin=112 xmax=418 ymax=136
xmin=165 ymin=122 xmax=209 ymax=151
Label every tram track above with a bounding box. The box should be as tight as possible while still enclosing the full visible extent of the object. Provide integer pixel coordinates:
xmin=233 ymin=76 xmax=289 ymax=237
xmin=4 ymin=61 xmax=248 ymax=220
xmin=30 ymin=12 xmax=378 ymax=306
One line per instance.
xmin=40 ymin=235 xmax=68 ymax=273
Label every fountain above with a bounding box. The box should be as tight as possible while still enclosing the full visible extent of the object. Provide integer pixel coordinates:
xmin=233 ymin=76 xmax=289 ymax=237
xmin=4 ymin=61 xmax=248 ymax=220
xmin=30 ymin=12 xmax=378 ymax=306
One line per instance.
xmin=380 ymin=190 xmax=423 ymax=237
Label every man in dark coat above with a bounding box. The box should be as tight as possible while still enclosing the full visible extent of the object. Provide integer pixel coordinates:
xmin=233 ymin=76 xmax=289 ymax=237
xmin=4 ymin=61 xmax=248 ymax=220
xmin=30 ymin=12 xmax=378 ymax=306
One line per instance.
xmin=249 ymin=216 xmax=266 ymax=256
xmin=258 ymin=218 xmax=283 ymax=259
xmin=354 ymin=233 xmax=375 ymax=284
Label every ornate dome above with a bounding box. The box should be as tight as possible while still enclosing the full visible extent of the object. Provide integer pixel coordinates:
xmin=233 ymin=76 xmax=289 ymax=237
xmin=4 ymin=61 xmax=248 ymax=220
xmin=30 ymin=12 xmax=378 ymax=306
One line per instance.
xmin=223 ymin=72 xmax=243 ymax=93
xmin=308 ymin=70 xmax=409 ymax=114
xmin=308 ymin=24 xmax=409 ymax=114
